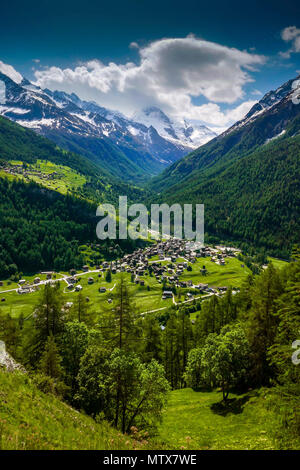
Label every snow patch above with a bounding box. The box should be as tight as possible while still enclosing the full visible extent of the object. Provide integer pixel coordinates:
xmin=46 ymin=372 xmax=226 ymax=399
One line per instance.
xmin=0 ymin=105 xmax=30 ymax=115
xmin=133 ymin=107 xmax=216 ymax=148
xmin=265 ymin=129 xmax=286 ymax=144
xmin=127 ymin=125 xmax=140 ymax=136
xmin=16 ymin=118 xmax=56 ymax=129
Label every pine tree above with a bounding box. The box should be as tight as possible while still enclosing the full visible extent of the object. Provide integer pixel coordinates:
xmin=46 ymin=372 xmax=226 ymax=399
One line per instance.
xmin=100 ymin=274 xmax=140 ymax=351
xmin=246 ymin=263 xmax=283 ymax=385
xmin=39 ymin=334 xmax=64 ymax=380
xmin=73 ymin=292 xmax=94 ymax=326
xmin=105 ymin=269 xmax=112 ymax=283
xmin=142 ymin=314 xmax=163 ymax=363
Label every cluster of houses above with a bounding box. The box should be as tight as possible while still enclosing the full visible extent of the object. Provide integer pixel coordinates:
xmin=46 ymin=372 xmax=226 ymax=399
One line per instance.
xmin=116 ymin=240 xmax=237 ymax=298
xmin=12 ymin=239 xmax=240 ymax=298
xmin=0 ymin=163 xmax=59 ymax=183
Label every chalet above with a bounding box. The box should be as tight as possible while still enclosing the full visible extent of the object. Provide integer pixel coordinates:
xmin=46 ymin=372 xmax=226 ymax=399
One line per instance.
xmin=196 ymin=283 xmax=209 ymax=291
xmin=88 ymin=277 xmax=94 ymax=284
xmin=75 ymin=285 xmax=83 ymax=292
xmin=18 ymin=287 xmax=31 ymax=294
xmin=162 ymin=291 xmax=173 ymax=299
xmin=82 ymin=265 xmax=89 ymax=272
xmin=99 ymin=287 xmax=106 ymax=293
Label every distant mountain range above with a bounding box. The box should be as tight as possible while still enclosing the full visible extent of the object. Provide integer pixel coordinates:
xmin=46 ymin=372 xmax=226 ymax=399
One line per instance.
xmin=0 ymin=68 xmax=215 ymax=183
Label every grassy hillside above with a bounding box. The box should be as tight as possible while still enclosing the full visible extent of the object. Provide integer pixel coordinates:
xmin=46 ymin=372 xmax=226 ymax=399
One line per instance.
xmin=0 ymin=160 xmax=87 ymax=197
xmin=156 ymin=388 xmax=277 ymax=450
xmin=0 ymin=371 xmax=293 ymax=450
xmin=0 ymin=369 xmax=139 ymax=450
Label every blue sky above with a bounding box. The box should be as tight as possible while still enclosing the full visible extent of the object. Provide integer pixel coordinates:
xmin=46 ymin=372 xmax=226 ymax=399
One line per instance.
xmin=1 ymin=0 xmax=300 ymax=130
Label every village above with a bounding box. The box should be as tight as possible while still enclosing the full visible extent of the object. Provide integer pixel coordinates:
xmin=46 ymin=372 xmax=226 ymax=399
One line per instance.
xmin=0 ymin=239 xmax=243 ymax=316
xmin=0 ymin=161 xmax=60 ymax=183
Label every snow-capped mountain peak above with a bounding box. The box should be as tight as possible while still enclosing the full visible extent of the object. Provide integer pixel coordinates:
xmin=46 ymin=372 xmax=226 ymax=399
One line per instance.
xmin=132 ymin=106 xmax=217 ymax=148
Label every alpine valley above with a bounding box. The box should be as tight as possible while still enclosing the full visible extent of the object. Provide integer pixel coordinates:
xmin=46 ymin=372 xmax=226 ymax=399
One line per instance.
xmin=0 ymin=52 xmax=300 ymax=454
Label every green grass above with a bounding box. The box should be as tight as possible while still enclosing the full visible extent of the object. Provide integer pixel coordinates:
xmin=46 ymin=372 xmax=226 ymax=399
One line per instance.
xmin=268 ymin=257 xmax=289 ymax=270
xmin=0 ymin=369 xmax=140 ymax=450
xmin=179 ymin=257 xmax=251 ymax=288
xmin=0 ymin=159 xmax=86 ymax=196
xmin=156 ymin=388 xmax=276 ymax=450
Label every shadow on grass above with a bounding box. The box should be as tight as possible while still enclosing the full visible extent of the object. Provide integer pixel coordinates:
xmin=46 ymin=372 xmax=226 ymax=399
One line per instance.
xmin=210 ymin=395 xmax=251 ymax=416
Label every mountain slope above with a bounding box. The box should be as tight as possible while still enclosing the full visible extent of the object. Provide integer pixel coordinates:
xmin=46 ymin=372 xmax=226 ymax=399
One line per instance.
xmin=150 ymin=75 xmax=300 ymax=192
xmin=0 ymin=369 xmax=135 ymax=450
xmin=0 ymin=114 xmax=147 ymax=276
xmin=0 ymin=114 xmax=145 ymax=204
xmin=151 ymin=76 xmax=300 ymax=255
xmin=160 ymin=131 xmax=300 ymax=256
xmin=0 ymin=71 xmax=155 ymax=183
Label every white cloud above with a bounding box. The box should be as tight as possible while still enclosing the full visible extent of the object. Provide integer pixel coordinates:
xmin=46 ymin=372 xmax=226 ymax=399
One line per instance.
xmin=0 ymin=60 xmax=23 ymax=84
xmin=251 ymin=89 xmax=262 ymax=96
xmin=280 ymin=26 xmax=300 ymax=58
xmin=129 ymin=42 xmax=139 ymax=49
xmin=33 ymin=36 xmax=265 ymax=128
xmin=281 ymin=26 xmax=300 ymax=42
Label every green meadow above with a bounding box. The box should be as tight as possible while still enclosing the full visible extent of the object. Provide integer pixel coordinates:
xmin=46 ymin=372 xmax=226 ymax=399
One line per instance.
xmin=0 ymin=159 xmax=86 ymax=196
xmin=156 ymin=388 xmax=277 ymax=450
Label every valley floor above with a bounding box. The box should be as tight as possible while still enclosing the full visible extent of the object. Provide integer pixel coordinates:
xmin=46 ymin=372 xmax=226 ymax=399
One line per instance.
xmin=0 ymin=255 xmax=255 ymax=319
